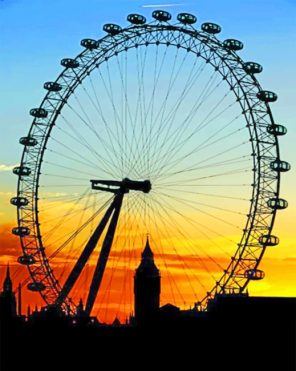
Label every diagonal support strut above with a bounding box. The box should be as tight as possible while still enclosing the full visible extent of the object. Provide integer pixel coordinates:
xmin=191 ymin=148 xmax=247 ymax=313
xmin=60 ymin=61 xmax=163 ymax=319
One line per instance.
xmin=55 ymin=178 xmax=150 ymax=313
xmin=85 ymin=192 xmax=123 ymax=315
xmin=55 ymin=194 xmax=121 ymax=307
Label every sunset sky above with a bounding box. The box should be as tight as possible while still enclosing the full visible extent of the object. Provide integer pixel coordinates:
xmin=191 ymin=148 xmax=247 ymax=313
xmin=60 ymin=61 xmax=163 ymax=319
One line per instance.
xmin=0 ymin=0 xmax=296 ymax=323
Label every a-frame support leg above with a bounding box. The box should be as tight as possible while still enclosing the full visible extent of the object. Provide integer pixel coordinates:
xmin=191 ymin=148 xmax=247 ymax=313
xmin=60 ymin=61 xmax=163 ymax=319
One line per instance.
xmin=55 ymin=194 xmax=122 ymax=307
xmin=85 ymin=193 xmax=124 ymax=315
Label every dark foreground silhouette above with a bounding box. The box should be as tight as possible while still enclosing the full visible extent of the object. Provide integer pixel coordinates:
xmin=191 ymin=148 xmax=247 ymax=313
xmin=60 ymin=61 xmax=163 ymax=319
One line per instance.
xmin=1 ymin=295 xmax=295 ymax=370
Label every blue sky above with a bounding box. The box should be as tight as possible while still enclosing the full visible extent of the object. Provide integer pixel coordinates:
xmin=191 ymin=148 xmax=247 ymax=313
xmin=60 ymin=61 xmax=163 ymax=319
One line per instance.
xmin=1 ymin=0 xmax=295 ymax=202
xmin=1 ymin=0 xmax=295 ymax=160
xmin=0 ymin=0 xmax=296 ymax=299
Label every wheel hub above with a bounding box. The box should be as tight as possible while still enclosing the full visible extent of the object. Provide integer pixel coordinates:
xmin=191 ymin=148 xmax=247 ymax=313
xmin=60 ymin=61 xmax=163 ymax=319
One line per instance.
xmin=90 ymin=178 xmax=152 ymax=194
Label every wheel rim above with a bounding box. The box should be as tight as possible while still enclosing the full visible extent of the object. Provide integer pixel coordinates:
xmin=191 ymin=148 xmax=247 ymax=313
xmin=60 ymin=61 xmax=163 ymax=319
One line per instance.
xmin=14 ymin=16 xmax=283 ymax=320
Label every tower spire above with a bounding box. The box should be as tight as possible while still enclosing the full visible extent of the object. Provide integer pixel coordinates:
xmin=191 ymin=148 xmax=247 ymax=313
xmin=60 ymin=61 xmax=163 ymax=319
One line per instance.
xmin=142 ymin=236 xmax=154 ymax=260
xmin=3 ymin=264 xmax=12 ymax=293
xmin=0 ymin=263 xmax=17 ymax=317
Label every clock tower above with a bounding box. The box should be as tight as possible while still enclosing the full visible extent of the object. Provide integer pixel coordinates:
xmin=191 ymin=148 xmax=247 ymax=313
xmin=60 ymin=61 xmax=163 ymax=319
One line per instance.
xmin=134 ymin=238 xmax=160 ymax=325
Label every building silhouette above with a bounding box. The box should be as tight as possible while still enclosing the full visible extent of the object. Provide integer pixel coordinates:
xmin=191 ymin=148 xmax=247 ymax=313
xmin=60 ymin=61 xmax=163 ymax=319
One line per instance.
xmin=134 ymin=238 xmax=160 ymax=325
xmin=0 ymin=256 xmax=295 ymax=370
xmin=0 ymin=266 xmax=16 ymax=319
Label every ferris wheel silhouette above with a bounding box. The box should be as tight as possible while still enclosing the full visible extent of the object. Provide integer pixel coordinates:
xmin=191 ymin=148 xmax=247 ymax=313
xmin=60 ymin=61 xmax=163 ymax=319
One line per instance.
xmin=11 ymin=11 xmax=289 ymax=320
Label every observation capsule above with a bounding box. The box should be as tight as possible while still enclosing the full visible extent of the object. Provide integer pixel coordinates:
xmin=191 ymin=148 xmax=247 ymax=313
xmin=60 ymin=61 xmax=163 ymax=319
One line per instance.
xmin=257 ymin=90 xmax=278 ymax=103
xmin=201 ymin=22 xmax=221 ymax=34
xmin=61 ymin=58 xmax=80 ymax=69
xmin=103 ymin=24 xmax=122 ymax=35
xmin=152 ymin=10 xmax=172 ymax=22
xmin=223 ymin=39 xmax=244 ymax=51
xmin=12 ymin=166 xmax=31 ymax=176
xmin=27 ymin=282 xmax=46 ymax=292
xmin=177 ymin=13 xmax=197 ymax=25
xmin=17 ymin=254 xmax=36 ymax=265
xmin=243 ymin=62 xmax=263 ymax=74
xmin=266 ymin=124 xmax=287 ymax=136
xmin=12 ymin=226 xmax=30 ymax=236
xmin=259 ymin=235 xmax=279 ymax=246
xmin=267 ymin=198 xmax=288 ymax=210
xmin=244 ymin=269 xmax=265 ymax=280
xmin=44 ymin=82 xmax=63 ymax=92
xmin=127 ymin=14 xmax=146 ymax=25
xmin=30 ymin=108 xmax=48 ymax=118
xmin=81 ymin=39 xmax=99 ymax=50
xmin=270 ymin=160 xmax=291 ymax=172
xmin=10 ymin=197 xmax=29 ymax=207
xmin=19 ymin=136 xmax=38 ymax=146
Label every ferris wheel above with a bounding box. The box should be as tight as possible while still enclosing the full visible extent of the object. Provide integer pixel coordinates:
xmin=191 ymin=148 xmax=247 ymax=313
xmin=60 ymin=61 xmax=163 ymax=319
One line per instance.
xmin=11 ymin=11 xmax=289 ymax=320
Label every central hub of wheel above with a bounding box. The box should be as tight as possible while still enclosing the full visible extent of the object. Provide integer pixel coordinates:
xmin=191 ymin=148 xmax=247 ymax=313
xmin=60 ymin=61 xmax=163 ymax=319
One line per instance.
xmin=90 ymin=178 xmax=151 ymax=194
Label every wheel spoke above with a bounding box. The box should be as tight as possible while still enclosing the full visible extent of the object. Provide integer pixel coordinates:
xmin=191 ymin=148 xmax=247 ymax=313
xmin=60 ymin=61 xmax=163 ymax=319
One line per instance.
xmin=15 ymin=20 xmax=280 ymax=320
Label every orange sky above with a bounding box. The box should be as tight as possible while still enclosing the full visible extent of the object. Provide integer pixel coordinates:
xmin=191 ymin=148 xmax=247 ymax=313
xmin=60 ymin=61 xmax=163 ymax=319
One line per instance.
xmin=0 ymin=0 xmax=296 ymax=327
xmin=1 ymin=212 xmax=296 ymax=324
xmin=1 ymin=165 xmax=296 ymax=325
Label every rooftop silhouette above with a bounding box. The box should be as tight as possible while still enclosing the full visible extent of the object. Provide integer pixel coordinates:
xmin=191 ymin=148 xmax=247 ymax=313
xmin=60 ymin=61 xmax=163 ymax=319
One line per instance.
xmin=1 ymin=250 xmax=295 ymax=370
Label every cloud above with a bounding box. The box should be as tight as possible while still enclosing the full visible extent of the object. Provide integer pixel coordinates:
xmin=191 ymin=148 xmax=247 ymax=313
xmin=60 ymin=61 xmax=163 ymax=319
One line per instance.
xmin=0 ymin=164 xmax=18 ymax=172
xmin=142 ymin=3 xmax=185 ymax=8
